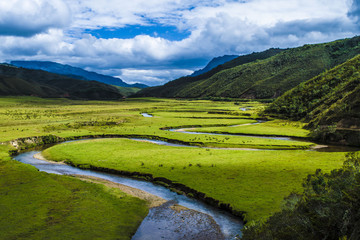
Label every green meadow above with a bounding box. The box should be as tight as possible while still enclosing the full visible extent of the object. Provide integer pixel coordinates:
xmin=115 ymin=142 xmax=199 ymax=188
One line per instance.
xmin=42 ymin=138 xmax=345 ymax=221
xmin=186 ymin=119 xmax=310 ymax=138
xmin=0 ymin=150 xmax=148 ymax=240
xmin=0 ymin=96 xmax=354 ymax=237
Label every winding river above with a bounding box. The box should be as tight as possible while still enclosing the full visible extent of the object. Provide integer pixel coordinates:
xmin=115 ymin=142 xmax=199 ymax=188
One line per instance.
xmin=14 ymin=148 xmax=243 ymax=240
xmin=12 ymin=113 xmax=359 ymax=239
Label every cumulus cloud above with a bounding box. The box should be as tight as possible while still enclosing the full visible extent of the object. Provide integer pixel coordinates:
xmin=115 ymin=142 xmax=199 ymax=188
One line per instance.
xmin=64 ymin=0 xmax=199 ymax=30
xmin=348 ymin=0 xmax=360 ymax=23
xmin=0 ymin=0 xmax=359 ymax=85
xmin=0 ymin=0 xmax=71 ymax=37
xmin=116 ymin=68 xmax=194 ymax=85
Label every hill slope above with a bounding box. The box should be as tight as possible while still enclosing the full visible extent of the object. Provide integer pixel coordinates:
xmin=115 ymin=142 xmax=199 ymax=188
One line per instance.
xmin=190 ymin=55 xmax=238 ymax=77
xmin=134 ymin=48 xmax=284 ymax=98
xmin=135 ymin=36 xmax=360 ymax=99
xmin=0 ymin=64 xmax=123 ymax=100
xmin=10 ymin=61 xmax=148 ymax=88
xmin=266 ymin=54 xmax=360 ymax=145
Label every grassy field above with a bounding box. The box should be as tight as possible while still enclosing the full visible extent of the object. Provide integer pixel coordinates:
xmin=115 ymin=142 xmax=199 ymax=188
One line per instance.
xmin=0 ymin=96 xmax=355 ymax=235
xmin=187 ymin=119 xmax=310 ymax=138
xmin=0 ymin=149 xmax=148 ymax=240
xmin=0 ymin=97 xmax=312 ymax=150
xmin=42 ymin=138 xmax=346 ymax=221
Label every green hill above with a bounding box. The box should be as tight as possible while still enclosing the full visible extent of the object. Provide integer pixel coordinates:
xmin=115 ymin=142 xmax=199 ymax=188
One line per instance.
xmin=114 ymin=86 xmax=141 ymax=97
xmin=0 ymin=64 xmax=123 ymax=100
xmin=134 ymin=36 xmax=360 ymax=99
xmin=266 ymin=54 xmax=360 ymax=146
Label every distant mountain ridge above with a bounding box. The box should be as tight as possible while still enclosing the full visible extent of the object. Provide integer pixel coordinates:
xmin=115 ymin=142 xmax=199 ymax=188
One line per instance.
xmin=0 ymin=64 xmax=123 ymax=100
xmin=190 ymin=55 xmax=238 ymax=77
xmin=10 ymin=61 xmax=148 ymax=89
xmin=134 ymin=36 xmax=360 ymax=99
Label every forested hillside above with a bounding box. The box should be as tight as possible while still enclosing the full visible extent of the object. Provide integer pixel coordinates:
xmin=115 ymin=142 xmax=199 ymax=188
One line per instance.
xmin=135 ymin=36 xmax=360 ymax=99
xmin=133 ymin=48 xmax=284 ymax=97
xmin=266 ymin=54 xmax=360 ymax=146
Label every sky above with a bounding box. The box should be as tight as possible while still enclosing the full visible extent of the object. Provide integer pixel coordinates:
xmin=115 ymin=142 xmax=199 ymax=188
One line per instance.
xmin=0 ymin=0 xmax=359 ymax=86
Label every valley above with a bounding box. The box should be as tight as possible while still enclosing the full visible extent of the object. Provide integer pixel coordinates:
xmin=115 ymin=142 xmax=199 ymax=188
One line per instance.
xmin=0 ymin=97 xmax=356 ymax=239
xmin=2 ymin=0 xmax=360 ymax=239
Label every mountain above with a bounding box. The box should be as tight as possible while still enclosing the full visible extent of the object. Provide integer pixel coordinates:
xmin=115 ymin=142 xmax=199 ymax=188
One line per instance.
xmin=0 ymin=64 xmax=123 ymax=100
xmin=190 ymin=55 xmax=238 ymax=77
xmin=134 ymin=36 xmax=360 ymax=99
xmin=10 ymin=61 xmax=148 ymax=89
xmin=134 ymin=48 xmax=284 ymax=98
xmin=266 ymin=54 xmax=360 ymax=146
xmin=114 ymin=86 xmax=142 ymax=97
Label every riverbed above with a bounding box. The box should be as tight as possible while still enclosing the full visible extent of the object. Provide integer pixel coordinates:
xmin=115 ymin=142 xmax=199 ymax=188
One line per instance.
xmin=14 ymin=149 xmax=243 ymax=240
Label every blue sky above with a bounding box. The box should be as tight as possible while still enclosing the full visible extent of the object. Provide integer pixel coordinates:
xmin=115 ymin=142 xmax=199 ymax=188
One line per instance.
xmin=0 ymin=0 xmax=359 ymax=86
xmin=85 ymin=26 xmax=191 ymax=41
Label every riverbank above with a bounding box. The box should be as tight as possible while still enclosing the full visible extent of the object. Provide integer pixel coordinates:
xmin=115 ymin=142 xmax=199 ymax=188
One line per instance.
xmin=0 ymin=149 xmax=148 ymax=240
xmin=16 ymin=150 xmax=243 ymax=239
xmin=0 ymin=97 xmax=357 ymax=238
xmin=74 ymin=175 xmax=227 ymax=239
xmin=42 ymin=138 xmax=347 ymax=221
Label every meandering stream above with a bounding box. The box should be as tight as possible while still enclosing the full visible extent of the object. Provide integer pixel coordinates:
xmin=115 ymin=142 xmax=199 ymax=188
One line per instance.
xmin=14 ymin=149 xmax=243 ymax=240
xmin=12 ymin=113 xmax=359 ymax=239
xmin=168 ymin=127 xmax=293 ymax=141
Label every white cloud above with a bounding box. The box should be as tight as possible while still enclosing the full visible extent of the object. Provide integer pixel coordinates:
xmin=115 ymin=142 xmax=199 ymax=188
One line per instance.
xmin=117 ymin=68 xmax=194 ymax=85
xmin=0 ymin=0 xmax=71 ymax=36
xmin=0 ymin=0 xmax=358 ymax=85
xmin=64 ymin=0 xmax=198 ymax=30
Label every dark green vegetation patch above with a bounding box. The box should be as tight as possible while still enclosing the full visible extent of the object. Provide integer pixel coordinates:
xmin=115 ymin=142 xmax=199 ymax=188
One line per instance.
xmin=0 ymin=65 xmax=123 ymax=100
xmin=266 ymin=54 xmax=360 ymax=146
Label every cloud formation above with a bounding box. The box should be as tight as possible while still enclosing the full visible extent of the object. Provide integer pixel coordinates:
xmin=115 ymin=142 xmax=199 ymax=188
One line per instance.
xmin=0 ymin=0 xmax=71 ymax=37
xmin=0 ymin=0 xmax=359 ymax=85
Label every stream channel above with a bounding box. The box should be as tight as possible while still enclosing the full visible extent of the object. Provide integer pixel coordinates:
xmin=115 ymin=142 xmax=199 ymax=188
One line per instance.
xmin=13 ymin=113 xmax=359 ymax=239
xmin=14 ymin=144 xmax=243 ymax=240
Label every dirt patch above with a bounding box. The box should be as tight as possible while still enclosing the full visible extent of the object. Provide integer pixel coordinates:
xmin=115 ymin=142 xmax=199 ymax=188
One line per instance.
xmin=33 ymin=152 xmax=166 ymax=208
xmin=33 ymin=153 xmax=66 ymax=164
xmin=310 ymin=145 xmax=328 ymax=150
xmin=74 ymin=175 xmax=166 ymax=208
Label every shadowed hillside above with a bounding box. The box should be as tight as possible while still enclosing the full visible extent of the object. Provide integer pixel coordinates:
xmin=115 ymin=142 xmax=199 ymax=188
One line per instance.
xmin=0 ymin=64 xmax=123 ymax=100
xmin=266 ymin=54 xmax=360 ymax=146
xmin=11 ymin=61 xmax=148 ymax=89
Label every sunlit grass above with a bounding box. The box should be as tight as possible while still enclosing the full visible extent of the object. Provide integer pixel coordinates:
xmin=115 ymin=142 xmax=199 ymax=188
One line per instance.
xmin=43 ymin=138 xmax=345 ymax=221
xmin=0 ymin=96 xmax=351 ymax=227
xmin=0 ymin=149 xmax=148 ymax=240
xmin=188 ymin=119 xmax=311 ymax=138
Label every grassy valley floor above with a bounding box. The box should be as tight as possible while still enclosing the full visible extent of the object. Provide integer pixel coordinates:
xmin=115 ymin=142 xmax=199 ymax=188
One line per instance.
xmin=0 ymin=148 xmax=148 ymax=240
xmin=0 ymin=96 xmax=355 ymax=237
xmin=42 ymin=138 xmax=345 ymax=221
